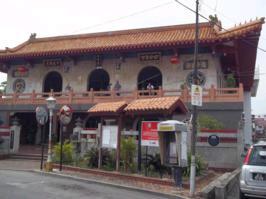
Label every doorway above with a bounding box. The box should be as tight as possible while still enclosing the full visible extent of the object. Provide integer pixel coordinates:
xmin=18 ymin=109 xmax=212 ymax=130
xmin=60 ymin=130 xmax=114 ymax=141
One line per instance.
xmin=137 ymin=66 xmax=162 ymax=90
xmin=88 ymin=69 xmax=110 ymax=91
xmin=43 ymin=71 xmax=63 ymax=93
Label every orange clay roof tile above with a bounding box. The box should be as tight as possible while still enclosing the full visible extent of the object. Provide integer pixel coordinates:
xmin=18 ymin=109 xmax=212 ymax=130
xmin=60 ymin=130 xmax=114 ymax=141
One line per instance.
xmin=88 ymin=101 xmax=127 ymax=114
xmin=124 ymin=96 xmax=187 ymax=114
xmin=0 ymin=18 xmax=264 ymax=59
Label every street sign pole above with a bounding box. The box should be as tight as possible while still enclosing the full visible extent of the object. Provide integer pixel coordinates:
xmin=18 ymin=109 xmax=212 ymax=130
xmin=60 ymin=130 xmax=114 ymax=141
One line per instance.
xmin=35 ymin=106 xmax=48 ymax=171
xmin=58 ymin=105 xmax=73 ymax=172
xmin=59 ymin=124 xmax=63 ymax=171
xmin=190 ymin=0 xmax=199 ymax=196
xmin=40 ymin=124 xmax=45 ymax=170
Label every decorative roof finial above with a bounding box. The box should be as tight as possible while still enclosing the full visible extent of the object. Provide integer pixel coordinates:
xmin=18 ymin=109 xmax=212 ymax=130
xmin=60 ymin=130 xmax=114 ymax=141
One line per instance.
xmin=29 ymin=33 xmax=37 ymax=41
xmin=209 ymin=14 xmax=222 ymax=32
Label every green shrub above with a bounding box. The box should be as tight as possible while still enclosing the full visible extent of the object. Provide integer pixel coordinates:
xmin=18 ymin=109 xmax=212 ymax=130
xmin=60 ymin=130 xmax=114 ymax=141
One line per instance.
xmin=120 ymin=137 xmax=137 ymax=173
xmin=52 ymin=140 xmax=74 ymax=164
xmin=183 ymin=152 xmax=205 ymax=177
xmin=143 ymin=153 xmax=168 ymax=178
xmin=84 ymin=147 xmax=98 ymax=168
xmin=84 ymin=147 xmax=116 ymax=170
xmin=198 ymin=114 xmax=224 ymax=130
xmin=102 ymin=149 xmax=116 ymax=171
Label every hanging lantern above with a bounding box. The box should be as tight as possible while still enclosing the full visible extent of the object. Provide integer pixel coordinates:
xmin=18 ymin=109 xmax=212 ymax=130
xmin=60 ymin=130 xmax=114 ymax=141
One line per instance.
xmin=170 ymin=54 xmax=180 ymax=64
xmin=17 ymin=66 xmax=28 ymax=73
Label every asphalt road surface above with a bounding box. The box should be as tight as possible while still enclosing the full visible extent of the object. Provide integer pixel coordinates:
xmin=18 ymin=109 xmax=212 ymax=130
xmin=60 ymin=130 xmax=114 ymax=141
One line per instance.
xmin=0 ymin=170 xmax=177 ymax=199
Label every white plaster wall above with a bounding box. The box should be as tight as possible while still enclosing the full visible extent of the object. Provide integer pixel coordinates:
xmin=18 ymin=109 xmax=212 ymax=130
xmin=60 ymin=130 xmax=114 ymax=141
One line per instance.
xmin=243 ymin=91 xmax=252 ymax=145
xmin=6 ymin=53 xmax=221 ymax=94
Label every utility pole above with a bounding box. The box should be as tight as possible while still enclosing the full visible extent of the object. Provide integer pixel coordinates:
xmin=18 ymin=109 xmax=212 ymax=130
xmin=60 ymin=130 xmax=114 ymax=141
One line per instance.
xmin=190 ymin=0 xmax=199 ymax=196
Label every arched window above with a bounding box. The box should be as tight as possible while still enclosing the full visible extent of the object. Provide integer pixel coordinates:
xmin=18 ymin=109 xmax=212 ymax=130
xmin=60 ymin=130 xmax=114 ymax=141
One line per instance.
xmin=137 ymin=66 xmax=162 ymax=90
xmin=88 ymin=69 xmax=110 ymax=91
xmin=43 ymin=71 xmax=62 ymax=93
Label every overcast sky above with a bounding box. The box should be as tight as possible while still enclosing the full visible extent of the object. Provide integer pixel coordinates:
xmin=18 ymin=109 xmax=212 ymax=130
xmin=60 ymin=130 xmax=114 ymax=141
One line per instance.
xmin=0 ymin=0 xmax=265 ymax=114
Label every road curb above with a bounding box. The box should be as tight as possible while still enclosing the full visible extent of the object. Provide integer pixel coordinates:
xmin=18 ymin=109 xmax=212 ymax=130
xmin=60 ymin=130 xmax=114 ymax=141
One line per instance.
xmin=32 ymin=169 xmax=187 ymax=199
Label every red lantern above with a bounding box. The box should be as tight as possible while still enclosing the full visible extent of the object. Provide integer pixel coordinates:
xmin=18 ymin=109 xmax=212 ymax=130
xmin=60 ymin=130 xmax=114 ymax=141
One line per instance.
xmin=170 ymin=55 xmax=180 ymax=64
xmin=17 ymin=66 xmax=28 ymax=73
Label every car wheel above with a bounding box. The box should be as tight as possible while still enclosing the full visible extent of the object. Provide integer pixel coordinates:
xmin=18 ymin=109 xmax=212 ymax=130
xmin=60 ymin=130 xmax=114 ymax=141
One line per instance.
xmin=239 ymin=190 xmax=246 ymax=199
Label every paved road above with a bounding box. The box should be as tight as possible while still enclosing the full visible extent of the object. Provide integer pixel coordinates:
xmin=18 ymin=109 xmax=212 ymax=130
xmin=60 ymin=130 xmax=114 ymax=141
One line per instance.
xmin=0 ymin=170 xmax=176 ymax=199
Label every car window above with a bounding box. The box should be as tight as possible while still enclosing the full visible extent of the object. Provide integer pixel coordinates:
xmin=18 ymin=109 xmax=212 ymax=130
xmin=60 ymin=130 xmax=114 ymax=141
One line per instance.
xmin=249 ymin=146 xmax=266 ymax=166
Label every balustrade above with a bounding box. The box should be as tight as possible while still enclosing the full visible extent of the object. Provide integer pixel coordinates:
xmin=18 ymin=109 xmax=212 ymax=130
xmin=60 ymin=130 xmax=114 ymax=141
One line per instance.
xmin=0 ymin=84 xmax=244 ymax=105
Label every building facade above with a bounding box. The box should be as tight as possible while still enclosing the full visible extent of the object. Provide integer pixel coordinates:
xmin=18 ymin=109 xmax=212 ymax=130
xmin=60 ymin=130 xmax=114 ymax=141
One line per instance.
xmin=0 ymin=18 xmax=264 ymax=168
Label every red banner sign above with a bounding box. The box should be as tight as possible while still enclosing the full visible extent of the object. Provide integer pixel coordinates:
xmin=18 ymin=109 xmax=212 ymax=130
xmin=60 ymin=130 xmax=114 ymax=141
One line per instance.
xmin=141 ymin=121 xmax=159 ymax=147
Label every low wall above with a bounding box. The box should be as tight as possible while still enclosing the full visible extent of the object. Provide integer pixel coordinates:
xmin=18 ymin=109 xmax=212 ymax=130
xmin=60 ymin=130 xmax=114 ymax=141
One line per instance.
xmin=196 ymin=129 xmax=241 ymax=168
xmin=200 ymin=168 xmax=241 ymax=199
xmin=0 ymin=126 xmax=10 ymax=155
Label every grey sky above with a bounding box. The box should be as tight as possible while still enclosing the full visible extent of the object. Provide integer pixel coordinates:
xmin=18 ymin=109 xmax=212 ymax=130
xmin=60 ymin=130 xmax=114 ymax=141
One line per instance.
xmin=0 ymin=0 xmax=265 ymax=114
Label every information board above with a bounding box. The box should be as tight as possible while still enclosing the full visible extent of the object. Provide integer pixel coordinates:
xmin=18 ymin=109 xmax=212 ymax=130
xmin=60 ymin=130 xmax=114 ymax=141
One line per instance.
xmin=191 ymin=84 xmax=202 ymax=106
xmin=141 ymin=121 xmax=159 ymax=147
xmin=102 ymin=125 xmax=118 ymax=149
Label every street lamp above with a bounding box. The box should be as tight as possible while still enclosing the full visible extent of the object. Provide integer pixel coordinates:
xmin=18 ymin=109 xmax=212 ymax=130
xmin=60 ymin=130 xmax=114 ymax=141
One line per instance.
xmin=45 ymin=96 xmax=56 ymax=171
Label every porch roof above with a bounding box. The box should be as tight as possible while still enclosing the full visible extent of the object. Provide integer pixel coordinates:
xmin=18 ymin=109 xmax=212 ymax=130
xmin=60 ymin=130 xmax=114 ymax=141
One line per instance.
xmin=87 ymin=96 xmax=187 ymax=116
xmin=0 ymin=18 xmax=264 ymax=61
xmin=88 ymin=101 xmax=127 ymax=116
xmin=124 ymin=96 xmax=188 ymax=115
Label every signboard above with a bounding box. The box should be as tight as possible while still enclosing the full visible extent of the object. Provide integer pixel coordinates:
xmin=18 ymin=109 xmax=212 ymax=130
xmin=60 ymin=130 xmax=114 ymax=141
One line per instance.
xmin=102 ymin=125 xmax=118 ymax=149
xmin=138 ymin=52 xmax=161 ymax=64
xmin=141 ymin=121 xmax=159 ymax=147
xmin=35 ymin=106 xmax=48 ymax=125
xmin=43 ymin=59 xmax=62 ymax=67
xmin=183 ymin=59 xmax=208 ymax=70
xmin=122 ymin=130 xmax=139 ymax=136
xmin=59 ymin=105 xmax=73 ymax=125
xmin=191 ymin=84 xmax=202 ymax=106
xmin=208 ymin=135 xmax=220 ymax=146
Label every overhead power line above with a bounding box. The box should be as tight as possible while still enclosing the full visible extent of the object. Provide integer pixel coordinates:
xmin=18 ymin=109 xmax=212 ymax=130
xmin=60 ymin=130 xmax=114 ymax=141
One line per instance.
xmin=191 ymin=0 xmax=266 ymax=42
xmin=174 ymin=0 xmax=266 ymax=53
xmin=70 ymin=1 xmax=174 ymax=34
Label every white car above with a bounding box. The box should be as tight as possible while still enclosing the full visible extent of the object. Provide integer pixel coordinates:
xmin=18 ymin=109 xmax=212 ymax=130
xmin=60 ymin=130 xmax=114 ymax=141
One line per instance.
xmin=240 ymin=141 xmax=266 ymax=198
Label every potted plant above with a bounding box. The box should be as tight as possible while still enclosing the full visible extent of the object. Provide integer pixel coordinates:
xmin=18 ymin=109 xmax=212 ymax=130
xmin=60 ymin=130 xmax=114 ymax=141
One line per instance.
xmin=226 ymin=73 xmax=236 ymax=88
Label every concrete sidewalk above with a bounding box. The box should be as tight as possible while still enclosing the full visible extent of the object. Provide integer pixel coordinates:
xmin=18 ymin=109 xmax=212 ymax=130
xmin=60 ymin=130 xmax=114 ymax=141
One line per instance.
xmin=0 ymin=159 xmax=40 ymax=170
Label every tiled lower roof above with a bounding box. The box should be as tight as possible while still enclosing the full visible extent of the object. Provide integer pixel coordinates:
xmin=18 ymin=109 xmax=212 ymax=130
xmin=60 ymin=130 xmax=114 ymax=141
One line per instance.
xmin=88 ymin=101 xmax=127 ymax=115
xmin=124 ymin=96 xmax=187 ymax=115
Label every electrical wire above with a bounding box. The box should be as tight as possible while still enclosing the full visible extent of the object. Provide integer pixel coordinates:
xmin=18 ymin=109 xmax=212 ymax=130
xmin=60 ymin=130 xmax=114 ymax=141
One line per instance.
xmin=70 ymin=1 xmax=174 ymax=34
xmin=192 ymin=0 xmax=266 ymax=42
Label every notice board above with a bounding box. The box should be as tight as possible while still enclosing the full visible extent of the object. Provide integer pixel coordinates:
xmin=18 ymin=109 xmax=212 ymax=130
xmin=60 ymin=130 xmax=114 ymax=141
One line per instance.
xmin=141 ymin=121 xmax=159 ymax=147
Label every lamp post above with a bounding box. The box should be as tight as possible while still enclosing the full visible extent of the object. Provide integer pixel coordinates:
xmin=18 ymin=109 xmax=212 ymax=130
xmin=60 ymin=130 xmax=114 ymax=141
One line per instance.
xmin=45 ymin=96 xmax=56 ymax=171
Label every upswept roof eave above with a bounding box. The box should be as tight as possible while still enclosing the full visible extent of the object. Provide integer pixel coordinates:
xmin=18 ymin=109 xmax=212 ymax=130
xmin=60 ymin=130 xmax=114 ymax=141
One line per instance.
xmin=217 ymin=17 xmax=265 ymax=38
xmin=0 ymin=18 xmax=264 ymax=60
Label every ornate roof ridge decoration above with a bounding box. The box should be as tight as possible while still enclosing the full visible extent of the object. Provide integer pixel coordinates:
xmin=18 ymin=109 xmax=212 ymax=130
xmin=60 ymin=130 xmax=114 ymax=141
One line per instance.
xmin=0 ymin=18 xmax=264 ymax=60
xmin=217 ymin=17 xmax=265 ymax=37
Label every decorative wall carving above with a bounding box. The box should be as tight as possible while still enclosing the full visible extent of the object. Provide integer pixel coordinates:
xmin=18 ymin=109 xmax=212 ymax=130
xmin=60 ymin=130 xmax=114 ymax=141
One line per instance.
xmin=13 ymin=79 xmax=26 ymax=93
xmin=186 ymin=71 xmax=206 ymax=87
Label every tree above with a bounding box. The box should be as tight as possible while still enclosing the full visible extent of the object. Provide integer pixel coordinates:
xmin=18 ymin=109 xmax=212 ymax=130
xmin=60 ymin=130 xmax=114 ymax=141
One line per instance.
xmin=120 ymin=137 xmax=136 ymax=172
xmin=198 ymin=114 xmax=224 ymax=130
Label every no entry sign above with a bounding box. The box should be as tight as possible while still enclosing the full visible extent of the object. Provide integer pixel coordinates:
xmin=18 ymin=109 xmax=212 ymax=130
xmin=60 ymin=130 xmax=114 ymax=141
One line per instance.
xmin=141 ymin=121 xmax=159 ymax=147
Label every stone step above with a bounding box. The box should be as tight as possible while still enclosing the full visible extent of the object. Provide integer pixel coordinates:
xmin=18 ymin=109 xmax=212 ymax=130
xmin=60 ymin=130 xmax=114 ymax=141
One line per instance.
xmin=9 ymin=154 xmax=47 ymax=161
